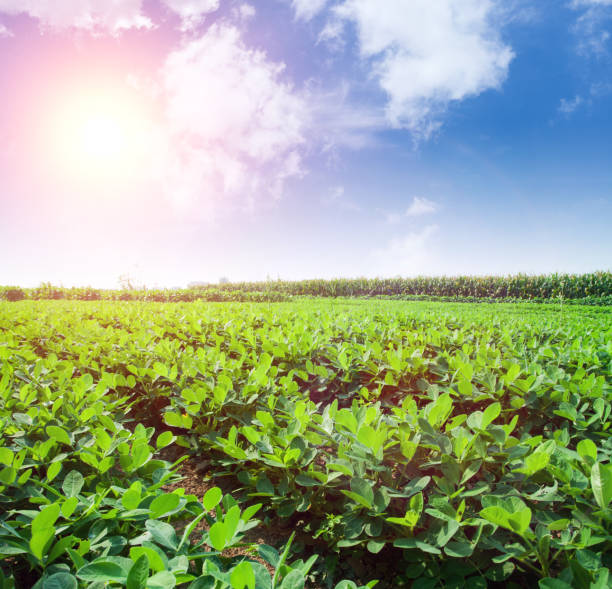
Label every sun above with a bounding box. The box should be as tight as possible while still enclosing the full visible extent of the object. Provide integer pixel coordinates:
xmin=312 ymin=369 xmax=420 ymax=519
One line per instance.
xmin=76 ymin=113 xmax=126 ymax=161
xmin=46 ymin=86 xmax=154 ymax=185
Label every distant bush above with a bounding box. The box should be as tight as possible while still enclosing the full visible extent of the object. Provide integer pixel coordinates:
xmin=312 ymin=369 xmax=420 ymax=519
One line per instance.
xmin=2 ymin=287 xmax=25 ymax=301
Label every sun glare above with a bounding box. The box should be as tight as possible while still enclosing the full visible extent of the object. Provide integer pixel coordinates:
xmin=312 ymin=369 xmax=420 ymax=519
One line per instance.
xmin=46 ymin=86 xmax=154 ymax=186
xmin=77 ymin=114 xmax=126 ymax=161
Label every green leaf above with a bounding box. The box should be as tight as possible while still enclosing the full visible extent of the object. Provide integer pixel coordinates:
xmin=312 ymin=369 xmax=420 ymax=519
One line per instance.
xmin=62 ymin=471 xmax=84 ymax=497
xmin=444 ymin=540 xmax=474 ymax=558
xmin=577 ymin=439 xmax=597 ymax=463
xmin=47 ymin=536 xmax=78 ymax=565
xmin=279 ymin=570 xmax=305 ymax=589
xmin=0 ymin=447 xmax=13 ymax=466
xmin=482 ymin=402 xmax=501 ymax=429
xmin=129 ymin=547 xmax=165 ymax=574
xmin=203 ymin=488 xmax=223 ymax=512
xmin=148 ymin=571 xmax=176 ymax=589
xmin=538 ymin=579 xmax=573 ymax=589
xmin=230 ymin=561 xmax=255 ymax=589
xmin=209 ymin=522 xmax=227 ymax=552
xmin=350 ymin=478 xmax=374 ymax=507
xmin=61 ymin=497 xmax=78 ymax=519
xmin=258 ymin=545 xmax=280 ymax=568
xmin=77 ymin=561 xmax=128 ymax=584
xmin=46 ymin=425 xmax=71 ymax=446
xmin=122 ymin=486 xmax=142 ymax=511
xmin=591 ymin=463 xmax=612 ymax=509
xmin=366 ymin=540 xmax=385 ymax=554
xmin=47 ymin=462 xmax=61 ymax=482
xmin=42 ymin=573 xmax=78 ymax=589
xmin=295 ymin=474 xmax=320 ymax=487
xmin=149 ymin=493 xmax=181 ymax=519
xmin=480 ymin=503 xmax=531 ymax=537
xmin=30 ymin=503 xmax=61 ymax=560
xmin=127 ymin=555 xmax=149 ymax=589
xmin=156 ymin=431 xmax=176 ymax=449
xmin=164 ymin=412 xmax=193 ymax=429
xmin=145 ymin=520 xmax=178 ymax=551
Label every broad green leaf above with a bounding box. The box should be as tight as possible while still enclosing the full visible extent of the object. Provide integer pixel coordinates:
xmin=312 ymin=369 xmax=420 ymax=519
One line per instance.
xmin=577 ymin=439 xmax=597 ymax=463
xmin=203 ymin=487 xmax=223 ymax=511
xmin=482 ymin=402 xmax=501 ymax=429
xmin=62 ymin=471 xmax=84 ymax=497
xmin=46 ymin=426 xmax=71 ymax=446
xmin=30 ymin=503 xmax=61 ymax=560
xmin=350 ymin=478 xmax=374 ymax=507
xmin=145 ymin=520 xmax=178 ymax=551
xmin=77 ymin=561 xmax=128 ymax=584
xmin=156 ymin=431 xmax=176 ymax=449
xmin=164 ymin=412 xmax=193 ymax=429
xmin=147 ymin=571 xmax=176 ymax=589
xmin=126 ymin=554 xmax=149 ymax=589
xmin=149 ymin=493 xmax=181 ymax=519
xmin=279 ymin=570 xmax=305 ymax=589
xmin=230 ymin=561 xmax=255 ymax=589
xmin=42 ymin=572 xmax=78 ymax=589
xmin=591 ymin=463 xmax=612 ymax=509
xmin=209 ymin=522 xmax=227 ymax=551
xmin=538 ymin=579 xmax=573 ymax=589
xmin=47 ymin=462 xmax=61 ymax=482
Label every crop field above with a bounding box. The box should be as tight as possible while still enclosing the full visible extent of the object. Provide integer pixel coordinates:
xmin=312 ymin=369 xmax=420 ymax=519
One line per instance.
xmin=1 ymin=298 xmax=611 ymax=588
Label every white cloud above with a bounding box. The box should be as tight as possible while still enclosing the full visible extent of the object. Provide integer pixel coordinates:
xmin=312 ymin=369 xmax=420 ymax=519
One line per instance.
xmin=322 ymin=185 xmax=362 ymax=211
xmin=368 ymin=225 xmax=439 ymax=277
xmin=236 ymin=3 xmax=256 ymax=21
xmin=572 ymin=0 xmax=612 ymax=6
xmin=161 ymin=0 xmax=219 ymax=30
xmin=558 ymin=95 xmax=583 ymax=115
xmin=159 ymin=24 xmax=307 ymax=211
xmin=318 ymin=17 xmax=345 ymax=50
xmin=406 ymin=196 xmax=438 ymax=216
xmin=0 ymin=0 xmax=152 ymax=33
xmin=333 ymin=0 xmax=514 ymax=138
xmin=570 ymin=0 xmax=612 ymax=56
xmin=307 ymin=82 xmax=387 ymax=152
xmin=382 ymin=197 xmax=439 ymax=224
xmin=0 ymin=22 xmax=12 ymax=36
xmin=292 ymin=0 xmax=329 ymax=21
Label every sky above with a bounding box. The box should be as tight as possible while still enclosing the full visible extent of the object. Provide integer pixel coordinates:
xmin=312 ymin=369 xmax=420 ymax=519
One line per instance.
xmin=0 ymin=0 xmax=611 ymax=288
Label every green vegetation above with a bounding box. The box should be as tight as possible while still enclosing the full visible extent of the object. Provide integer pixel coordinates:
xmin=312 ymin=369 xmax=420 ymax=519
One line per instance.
xmin=1 ymin=271 xmax=611 ymax=304
xmin=1 ymin=298 xmax=611 ymax=587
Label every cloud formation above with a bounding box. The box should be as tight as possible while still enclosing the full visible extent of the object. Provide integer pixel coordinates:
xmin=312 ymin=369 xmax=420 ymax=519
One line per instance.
xmin=384 ymin=197 xmax=439 ymax=224
xmin=570 ymin=0 xmax=612 ymax=56
xmin=406 ymin=196 xmax=438 ymax=216
xmin=159 ymin=24 xmax=307 ymax=211
xmin=291 ymin=0 xmax=329 ymax=21
xmin=160 ymin=0 xmax=219 ymax=30
xmin=332 ymin=0 xmax=514 ymax=138
xmin=0 ymin=22 xmax=12 ymax=36
xmin=558 ymin=95 xmax=583 ymax=115
xmin=0 ymin=0 xmax=153 ymax=33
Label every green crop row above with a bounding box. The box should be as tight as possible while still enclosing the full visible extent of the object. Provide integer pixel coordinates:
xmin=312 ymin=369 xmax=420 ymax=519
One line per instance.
xmin=0 ymin=286 xmax=289 ymax=304
xmin=1 ymin=299 xmax=610 ymax=587
xmin=1 ymin=272 xmax=611 ymax=304
xmin=203 ymin=272 xmax=612 ymax=300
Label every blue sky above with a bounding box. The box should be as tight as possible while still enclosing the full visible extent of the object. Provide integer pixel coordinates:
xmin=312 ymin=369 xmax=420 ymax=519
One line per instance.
xmin=0 ymin=0 xmax=610 ymax=287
